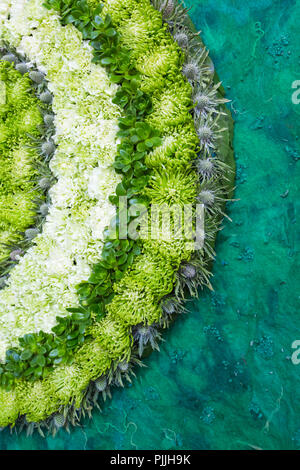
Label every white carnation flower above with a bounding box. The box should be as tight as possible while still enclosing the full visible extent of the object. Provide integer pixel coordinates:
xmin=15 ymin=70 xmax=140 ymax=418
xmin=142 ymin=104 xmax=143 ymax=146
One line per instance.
xmin=88 ymin=165 xmax=122 ymax=201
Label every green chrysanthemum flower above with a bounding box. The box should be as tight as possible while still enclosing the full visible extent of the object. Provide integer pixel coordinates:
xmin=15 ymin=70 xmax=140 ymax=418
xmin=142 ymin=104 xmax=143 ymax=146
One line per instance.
xmin=136 ymin=41 xmax=183 ymax=92
xmin=0 ymin=387 xmax=18 ymax=428
xmin=146 ymin=170 xmax=197 ymax=207
xmin=16 ymin=380 xmax=59 ymax=424
xmin=108 ymin=278 xmax=162 ymax=325
xmin=99 ymin=0 xmax=138 ymax=23
xmin=145 ymin=123 xmax=199 ymax=169
xmin=147 ymin=77 xmax=194 ymax=130
xmin=118 ymin=252 xmax=175 ymax=298
xmin=90 ymin=318 xmax=132 ymax=361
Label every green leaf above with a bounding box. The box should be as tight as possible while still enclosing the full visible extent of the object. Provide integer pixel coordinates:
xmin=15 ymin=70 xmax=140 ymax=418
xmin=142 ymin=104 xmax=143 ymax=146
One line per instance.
xmin=116 ymin=182 xmax=127 ymax=196
xmin=101 ymin=57 xmax=113 ymax=65
xmin=31 ymin=355 xmax=46 ymax=368
xmin=93 ymin=15 xmax=103 ymax=26
xmin=137 ymin=142 xmax=146 ymax=152
xmin=53 ymin=357 xmax=63 ymax=365
xmin=94 ymin=4 xmax=104 ymax=16
xmin=49 ymin=349 xmax=59 ymax=358
xmin=106 ymin=28 xmax=116 ymax=37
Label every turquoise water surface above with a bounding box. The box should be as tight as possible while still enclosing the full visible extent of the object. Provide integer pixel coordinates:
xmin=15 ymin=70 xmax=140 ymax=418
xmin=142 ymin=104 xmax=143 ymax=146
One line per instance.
xmin=0 ymin=0 xmax=299 ymax=450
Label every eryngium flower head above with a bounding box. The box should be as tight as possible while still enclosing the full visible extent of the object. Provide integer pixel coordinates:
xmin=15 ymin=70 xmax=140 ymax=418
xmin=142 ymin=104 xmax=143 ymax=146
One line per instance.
xmin=1 ymin=54 xmax=17 ymax=64
xmin=29 ymin=71 xmax=45 ymax=84
xmin=15 ymin=63 xmax=28 ymax=75
xmin=41 ymin=140 xmax=55 ymax=156
xmin=95 ymin=376 xmax=107 ymax=392
xmin=39 ymin=91 xmax=53 ymax=104
xmin=38 ymin=177 xmax=51 ymax=190
xmin=25 ymin=228 xmax=39 ymax=240
xmin=44 ymin=114 xmax=55 ymax=127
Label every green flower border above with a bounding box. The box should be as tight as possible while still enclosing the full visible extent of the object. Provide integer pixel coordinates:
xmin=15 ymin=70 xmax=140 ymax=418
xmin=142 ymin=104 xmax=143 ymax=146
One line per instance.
xmin=0 ymin=0 xmax=235 ymax=433
xmin=0 ymin=0 xmax=166 ymax=387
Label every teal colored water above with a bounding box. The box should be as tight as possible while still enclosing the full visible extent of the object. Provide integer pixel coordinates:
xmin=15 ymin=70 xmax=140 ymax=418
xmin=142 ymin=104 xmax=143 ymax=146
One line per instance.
xmin=0 ymin=0 xmax=299 ymax=450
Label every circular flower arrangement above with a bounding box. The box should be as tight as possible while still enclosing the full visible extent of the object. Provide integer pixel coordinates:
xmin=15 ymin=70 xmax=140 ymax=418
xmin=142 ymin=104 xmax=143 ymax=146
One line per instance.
xmin=0 ymin=0 xmax=235 ymax=434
